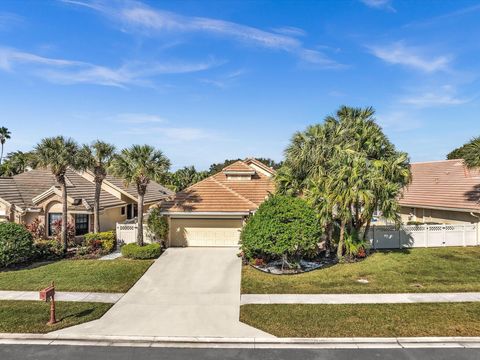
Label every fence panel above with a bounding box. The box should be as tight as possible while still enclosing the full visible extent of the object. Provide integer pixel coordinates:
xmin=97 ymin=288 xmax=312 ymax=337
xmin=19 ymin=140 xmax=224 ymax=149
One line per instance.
xmin=116 ymin=223 xmax=155 ymax=245
xmin=368 ymin=223 xmax=478 ymax=249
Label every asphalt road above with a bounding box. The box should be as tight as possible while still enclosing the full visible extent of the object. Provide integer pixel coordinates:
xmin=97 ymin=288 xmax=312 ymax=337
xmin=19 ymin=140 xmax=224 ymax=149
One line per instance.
xmin=0 ymin=345 xmax=479 ymax=360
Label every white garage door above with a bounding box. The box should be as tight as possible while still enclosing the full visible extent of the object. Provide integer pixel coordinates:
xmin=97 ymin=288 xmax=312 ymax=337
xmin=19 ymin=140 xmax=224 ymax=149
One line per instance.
xmin=170 ymin=218 xmax=243 ymax=247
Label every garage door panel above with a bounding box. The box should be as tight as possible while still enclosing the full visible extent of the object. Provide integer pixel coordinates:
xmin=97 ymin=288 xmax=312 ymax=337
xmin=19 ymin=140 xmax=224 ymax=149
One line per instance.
xmin=170 ymin=218 xmax=242 ymax=247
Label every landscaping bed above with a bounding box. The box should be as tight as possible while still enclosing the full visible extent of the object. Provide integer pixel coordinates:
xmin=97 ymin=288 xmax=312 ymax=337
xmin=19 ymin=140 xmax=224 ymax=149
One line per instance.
xmin=0 ymin=300 xmax=112 ymax=333
xmin=0 ymin=259 xmax=153 ymax=293
xmin=242 ymin=247 xmax=480 ymax=294
xmin=240 ymin=302 xmax=480 ymax=337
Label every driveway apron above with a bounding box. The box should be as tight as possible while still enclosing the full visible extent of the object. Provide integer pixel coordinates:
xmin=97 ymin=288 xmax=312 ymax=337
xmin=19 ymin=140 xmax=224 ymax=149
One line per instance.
xmin=53 ymin=248 xmax=271 ymax=338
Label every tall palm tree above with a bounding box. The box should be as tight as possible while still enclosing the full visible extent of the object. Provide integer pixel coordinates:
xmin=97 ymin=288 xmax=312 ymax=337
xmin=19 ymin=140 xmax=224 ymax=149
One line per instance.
xmin=35 ymin=136 xmax=80 ymax=252
xmin=0 ymin=127 xmax=11 ymax=165
xmin=109 ymin=145 xmax=170 ymax=246
xmin=79 ymin=141 xmax=116 ymax=233
xmin=463 ymin=136 xmax=480 ymax=169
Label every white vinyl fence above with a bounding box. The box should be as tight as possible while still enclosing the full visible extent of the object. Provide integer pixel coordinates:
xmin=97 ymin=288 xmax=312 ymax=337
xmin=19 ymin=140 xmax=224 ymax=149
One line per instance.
xmin=367 ymin=224 xmax=479 ymax=249
xmin=116 ymin=223 xmax=155 ymax=245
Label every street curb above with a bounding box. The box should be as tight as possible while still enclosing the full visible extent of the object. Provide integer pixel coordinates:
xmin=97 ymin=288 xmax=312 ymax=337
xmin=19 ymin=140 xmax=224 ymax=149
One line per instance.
xmin=1 ymin=334 xmax=480 ymax=349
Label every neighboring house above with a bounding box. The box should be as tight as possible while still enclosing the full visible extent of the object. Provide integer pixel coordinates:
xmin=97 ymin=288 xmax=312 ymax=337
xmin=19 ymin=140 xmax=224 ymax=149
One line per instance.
xmin=399 ymin=159 xmax=480 ymax=225
xmin=159 ymin=158 xmax=275 ymax=247
xmin=0 ymin=168 xmax=173 ymax=237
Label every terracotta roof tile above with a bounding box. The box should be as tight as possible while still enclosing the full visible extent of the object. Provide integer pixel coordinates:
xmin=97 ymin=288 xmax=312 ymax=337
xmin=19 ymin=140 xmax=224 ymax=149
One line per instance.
xmin=399 ymin=159 xmax=480 ymax=212
xmin=160 ymin=160 xmax=274 ymax=213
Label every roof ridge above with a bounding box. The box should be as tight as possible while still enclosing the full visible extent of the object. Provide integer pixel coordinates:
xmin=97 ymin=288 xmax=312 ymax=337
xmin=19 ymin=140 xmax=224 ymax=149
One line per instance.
xmin=412 ymin=159 xmax=464 ymax=165
xmin=211 ymin=176 xmax=257 ymax=208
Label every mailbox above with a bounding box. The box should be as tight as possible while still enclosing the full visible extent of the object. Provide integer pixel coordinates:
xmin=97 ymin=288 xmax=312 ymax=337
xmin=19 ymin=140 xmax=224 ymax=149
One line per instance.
xmin=39 ymin=285 xmax=55 ymax=302
xmin=39 ymin=282 xmax=57 ymax=325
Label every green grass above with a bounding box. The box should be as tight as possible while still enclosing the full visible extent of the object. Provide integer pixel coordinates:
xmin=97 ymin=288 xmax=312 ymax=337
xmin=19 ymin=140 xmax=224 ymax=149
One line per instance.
xmin=0 ymin=300 xmax=112 ymax=333
xmin=242 ymin=247 xmax=480 ymax=294
xmin=240 ymin=303 xmax=480 ymax=337
xmin=0 ymin=259 xmax=153 ymax=293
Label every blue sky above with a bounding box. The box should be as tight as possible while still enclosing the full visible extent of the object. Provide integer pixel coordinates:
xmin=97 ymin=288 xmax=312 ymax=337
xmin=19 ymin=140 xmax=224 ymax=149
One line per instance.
xmin=1 ymin=0 xmax=479 ymax=170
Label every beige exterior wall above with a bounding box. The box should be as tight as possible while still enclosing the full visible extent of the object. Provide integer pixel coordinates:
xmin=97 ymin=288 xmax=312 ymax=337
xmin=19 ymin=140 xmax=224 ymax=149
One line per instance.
xmin=400 ymin=206 xmax=479 ymax=224
xmin=100 ymin=206 xmax=127 ymax=232
xmin=169 ymin=217 xmax=243 ymax=247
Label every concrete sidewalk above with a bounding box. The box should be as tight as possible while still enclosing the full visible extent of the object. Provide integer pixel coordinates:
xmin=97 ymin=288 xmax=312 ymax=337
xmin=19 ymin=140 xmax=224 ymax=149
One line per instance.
xmin=1 ymin=333 xmax=480 ymax=349
xmin=241 ymin=292 xmax=480 ymax=305
xmin=0 ymin=290 xmax=123 ymax=303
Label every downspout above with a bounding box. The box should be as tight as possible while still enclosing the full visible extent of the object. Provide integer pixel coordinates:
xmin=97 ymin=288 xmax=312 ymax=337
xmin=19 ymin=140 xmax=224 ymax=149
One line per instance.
xmin=470 ymin=212 xmax=480 ymax=245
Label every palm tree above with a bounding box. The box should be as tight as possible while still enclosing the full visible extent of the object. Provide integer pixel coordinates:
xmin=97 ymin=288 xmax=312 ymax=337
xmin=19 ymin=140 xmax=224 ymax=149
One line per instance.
xmin=79 ymin=141 xmax=116 ymax=233
xmin=278 ymin=105 xmax=411 ymax=258
xmin=109 ymin=145 xmax=170 ymax=246
xmin=0 ymin=127 xmax=11 ymax=165
xmin=463 ymin=136 xmax=480 ymax=169
xmin=35 ymin=136 xmax=80 ymax=252
xmin=0 ymin=151 xmax=36 ymax=176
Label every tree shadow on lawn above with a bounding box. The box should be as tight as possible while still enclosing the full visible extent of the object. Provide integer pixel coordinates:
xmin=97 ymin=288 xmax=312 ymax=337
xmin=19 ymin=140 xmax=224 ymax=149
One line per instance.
xmin=0 ymin=260 xmax=57 ymax=273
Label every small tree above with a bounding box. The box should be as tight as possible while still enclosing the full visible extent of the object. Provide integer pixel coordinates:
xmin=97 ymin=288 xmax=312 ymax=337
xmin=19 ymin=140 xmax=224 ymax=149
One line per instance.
xmin=241 ymin=195 xmax=321 ymax=267
xmin=147 ymin=207 xmax=169 ymax=246
xmin=0 ymin=222 xmax=34 ymax=268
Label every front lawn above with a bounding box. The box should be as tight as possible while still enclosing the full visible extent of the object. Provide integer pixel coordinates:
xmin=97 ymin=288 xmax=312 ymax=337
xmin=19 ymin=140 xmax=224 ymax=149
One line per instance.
xmin=242 ymin=247 xmax=480 ymax=294
xmin=0 ymin=300 xmax=111 ymax=333
xmin=0 ymin=259 xmax=153 ymax=293
xmin=240 ymin=303 xmax=480 ymax=337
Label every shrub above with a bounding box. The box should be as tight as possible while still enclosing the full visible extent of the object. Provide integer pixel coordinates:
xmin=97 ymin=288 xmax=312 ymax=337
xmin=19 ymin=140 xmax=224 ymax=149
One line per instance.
xmin=33 ymin=239 xmax=64 ymax=260
xmin=121 ymin=243 xmax=162 ymax=259
xmin=343 ymin=230 xmax=370 ymax=261
xmin=0 ymin=222 xmax=35 ymax=267
xmin=84 ymin=231 xmax=116 ymax=254
xmin=241 ymin=195 xmax=321 ymax=264
xmin=25 ymin=218 xmax=45 ymax=240
xmin=52 ymin=219 xmax=76 ymax=246
xmin=147 ymin=208 xmax=169 ymax=244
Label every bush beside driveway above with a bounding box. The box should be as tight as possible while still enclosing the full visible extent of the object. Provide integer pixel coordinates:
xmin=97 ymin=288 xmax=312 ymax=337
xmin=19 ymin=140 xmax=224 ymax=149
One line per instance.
xmin=240 ymin=302 xmax=480 ymax=337
xmin=242 ymin=247 xmax=480 ymax=294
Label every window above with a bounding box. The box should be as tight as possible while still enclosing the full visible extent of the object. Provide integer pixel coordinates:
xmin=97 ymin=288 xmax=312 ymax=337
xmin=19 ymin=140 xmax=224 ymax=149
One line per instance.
xmin=75 ymin=214 xmax=89 ymax=236
xmin=48 ymin=213 xmax=62 ymax=237
xmin=121 ymin=206 xmax=126 ymax=216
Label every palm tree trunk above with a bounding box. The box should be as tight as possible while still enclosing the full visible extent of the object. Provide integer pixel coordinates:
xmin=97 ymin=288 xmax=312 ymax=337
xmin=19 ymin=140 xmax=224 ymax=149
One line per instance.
xmin=61 ymin=181 xmax=68 ymax=253
xmin=0 ymin=143 xmax=4 ymax=165
xmin=363 ymin=218 xmax=372 ymax=241
xmin=137 ymin=191 xmax=145 ymax=246
xmin=325 ymin=222 xmax=333 ymax=258
xmin=337 ymin=218 xmax=346 ymax=258
xmin=94 ymin=179 xmax=101 ymax=233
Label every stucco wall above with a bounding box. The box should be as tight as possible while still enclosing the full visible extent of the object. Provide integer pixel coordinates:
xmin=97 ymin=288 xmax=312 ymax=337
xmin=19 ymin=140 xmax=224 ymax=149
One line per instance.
xmin=100 ymin=207 xmax=127 ymax=232
xmin=400 ymin=206 xmax=479 ymax=224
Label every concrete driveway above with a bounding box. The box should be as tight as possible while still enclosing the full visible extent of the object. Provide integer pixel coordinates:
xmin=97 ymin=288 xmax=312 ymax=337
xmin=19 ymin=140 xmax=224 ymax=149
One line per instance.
xmin=54 ymin=248 xmax=271 ymax=338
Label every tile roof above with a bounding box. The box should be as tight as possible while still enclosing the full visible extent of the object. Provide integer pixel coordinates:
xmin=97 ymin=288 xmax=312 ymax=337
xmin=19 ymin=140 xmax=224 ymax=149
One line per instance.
xmin=399 ymin=159 xmax=480 ymax=212
xmin=104 ymin=175 xmax=173 ymax=204
xmin=222 ymin=161 xmax=256 ymax=173
xmin=0 ymin=168 xmax=172 ymax=210
xmin=160 ymin=160 xmax=275 ymax=213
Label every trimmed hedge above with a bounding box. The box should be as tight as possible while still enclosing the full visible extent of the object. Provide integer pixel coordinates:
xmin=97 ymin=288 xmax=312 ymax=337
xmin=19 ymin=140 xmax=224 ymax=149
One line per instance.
xmin=33 ymin=239 xmax=64 ymax=260
xmin=0 ymin=222 xmax=35 ymax=268
xmin=121 ymin=243 xmax=162 ymax=260
xmin=241 ymin=195 xmax=321 ymax=262
xmin=84 ymin=231 xmax=116 ymax=254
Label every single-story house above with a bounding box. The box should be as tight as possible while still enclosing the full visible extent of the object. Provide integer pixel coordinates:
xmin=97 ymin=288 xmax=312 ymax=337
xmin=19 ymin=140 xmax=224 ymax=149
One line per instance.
xmin=399 ymin=159 xmax=480 ymax=224
xmin=0 ymin=168 xmax=173 ymax=237
xmin=159 ymin=158 xmax=275 ymax=247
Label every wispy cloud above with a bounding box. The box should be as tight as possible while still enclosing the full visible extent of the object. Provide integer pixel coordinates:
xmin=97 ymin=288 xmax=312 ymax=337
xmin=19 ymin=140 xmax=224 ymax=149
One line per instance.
xmin=360 ymin=0 xmax=396 ymax=12
xmin=400 ymin=85 xmax=470 ymax=108
xmin=0 ymin=46 xmax=219 ymax=87
xmin=199 ymin=68 xmax=247 ymax=89
xmin=62 ymin=0 xmax=342 ymax=68
xmin=405 ymin=4 xmax=480 ymax=28
xmin=111 ymin=113 xmax=166 ymax=124
xmin=368 ymin=41 xmax=451 ymax=73
xmin=0 ymin=12 xmax=24 ymax=31
xmin=377 ymin=110 xmax=423 ymax=132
